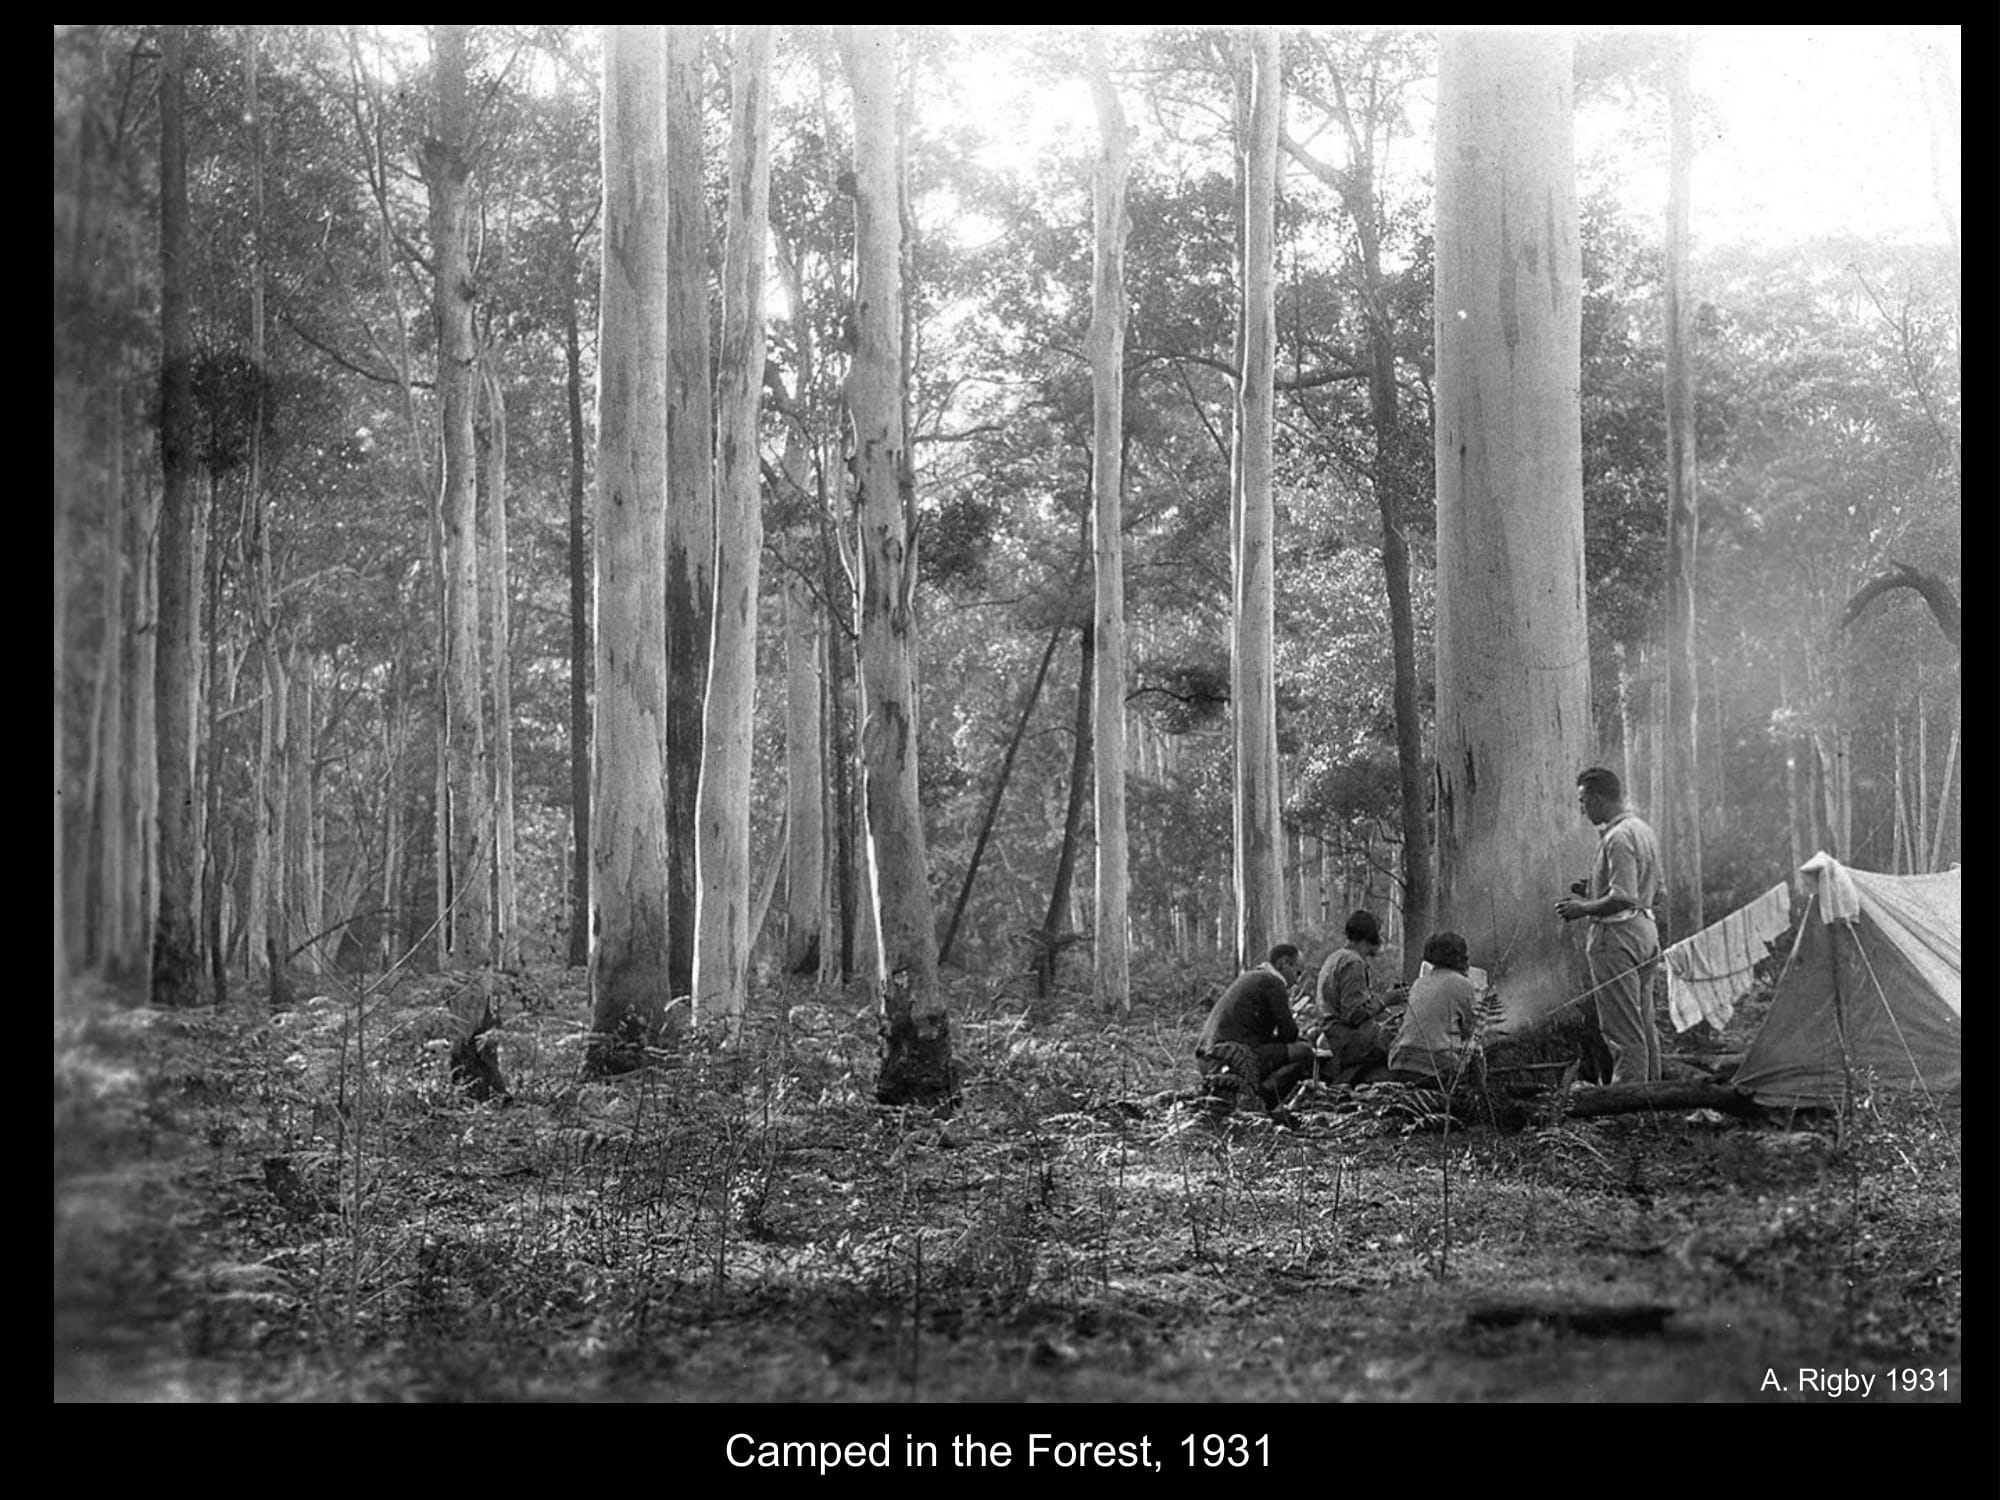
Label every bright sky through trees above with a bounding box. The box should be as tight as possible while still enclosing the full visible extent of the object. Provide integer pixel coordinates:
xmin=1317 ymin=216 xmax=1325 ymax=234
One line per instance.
xmin=1685 ymin=25 xmax=1957 ymax=247
xmin=934 ymin=25 xmax=1958 ymax=254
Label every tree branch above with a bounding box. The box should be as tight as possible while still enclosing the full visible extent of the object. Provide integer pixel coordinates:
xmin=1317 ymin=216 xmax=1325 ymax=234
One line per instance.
xmin=1839 ymin=561 xmax=1961 ymax=652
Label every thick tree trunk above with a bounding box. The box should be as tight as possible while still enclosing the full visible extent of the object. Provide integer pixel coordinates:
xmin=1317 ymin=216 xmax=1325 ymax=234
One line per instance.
xmin=693 ymin=26 xmax=773 ymax=1035
xmin=425 ymin=24 xmax=491 ymax=970
xmin=589 ymin=25 xmax=675 ymax=1066
xmin=1433 ymin=31 xmax=1595 ymax=1027
xmin=1087 ymin=32 xmax=1133 ymax=1014
xmin=664 ymin=24 xmax=715 ymax=1002
xmin=842 ymin=26 xmax=951 ymax=1107
xmin=1232 ymin=28 xmax=1285 ymax=969
xmin=1661 ymin=32 xmax=1703 ymax=942
xmin=152 ymin=25 xmax=201 ymax=1008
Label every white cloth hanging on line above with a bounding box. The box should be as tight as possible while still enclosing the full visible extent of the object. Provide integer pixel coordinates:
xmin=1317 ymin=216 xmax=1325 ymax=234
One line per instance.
xmin=1662 ymin=883 xmax=1793 ymax=1032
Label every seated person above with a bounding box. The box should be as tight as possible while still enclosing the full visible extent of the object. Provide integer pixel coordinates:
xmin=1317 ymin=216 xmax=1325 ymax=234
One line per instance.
xmin=1195 ymin=943 xmax=1314 ymax=1113
xmin=1386 ymin=930 xmax=1484 ymax=1089
xmin=1312 ymin=909 xmax=1404 ymax=1085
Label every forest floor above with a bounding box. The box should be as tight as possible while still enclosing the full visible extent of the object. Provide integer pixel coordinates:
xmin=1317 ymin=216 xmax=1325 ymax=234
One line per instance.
xmin=54 ymin=960 xmax=1961 ymax=1407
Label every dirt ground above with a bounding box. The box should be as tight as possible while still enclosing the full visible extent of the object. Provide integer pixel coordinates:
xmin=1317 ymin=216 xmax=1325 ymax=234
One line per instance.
xmin=54 ymin=965 xmax=1961 ymax=1406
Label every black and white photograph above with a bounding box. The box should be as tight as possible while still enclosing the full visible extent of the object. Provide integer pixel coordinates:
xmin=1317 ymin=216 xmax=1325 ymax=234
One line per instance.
xmin=55 ymin=25 xmax=1960 ymax=1413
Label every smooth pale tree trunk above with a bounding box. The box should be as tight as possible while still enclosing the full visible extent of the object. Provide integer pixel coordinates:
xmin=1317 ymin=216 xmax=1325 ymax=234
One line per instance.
xmin=773 ymin=242 xmax=831 ymax=982
xmin=1928 ymin=714 xmax=1957 ymax=872
xmin=1812 ymin=725 xmax=1851 ymax=861
xmin=94 ymin=403 xmax=129 ymax=972
xmin=1784 ymin=749 xmax=1807 ymax=893
xmin=1915 ymin=679 xmax=1929 ymax=859
xmin=425 ymin=24 xmax=491 ymax=970
xmin=1892 ymin=719 xmax=1912 ymax=874
xmin=783 ymin=566 xmax=828 ymax=975
xmin=256 ymin=631 xmax=289 ymax=997
xmin=589 ymin=25 xmax=674 ymax=1067
xmin=55 ymin=387 xmax=73 ymax=1011
xmin=1232 ymin=28 xmax=1285 ymax=968
xmin=693 ymin=26 xmax=773 ymax=1036
xmin=479 ymin=363 xmax=520 ymax=967
xmin=200 ymin=471 xmax=227 ymax=1001
xmin=1432 ymin=30 xmax=1595 ymax=1025
xmin=562 ymin=218 xmax=592 ymax=969
xmin=664 ymin=24 xmax=714 ymax=1002
xmin=1661 ymin=31 xmax=1703 ymax=942
xmin=379 ymin=641 xmax=408 ymax=968
xmin=72 ymin=478 xmax=99 ymax=972
xmin=1615 ymin=641 xmax=1635 ymax=804
xmin=1087 ymin=32 xmax=1132 ymax=1014
xmin=821 ymin=516 xmax=860 ymax=982
xmin=1646 ymin=658 xmax=1664 ymax=818
xmin=841 ymin=26 xmax=951 ymax=1107
xmin=152 ymin=24 xmax=200 ymax=1008
xmin=134 ymin=441 xmax=159 ymax=967
xmin=1708 ymin=656 xmax=1726 ymax=827
xmin=286 ymin=657 xmax=317 ymax=969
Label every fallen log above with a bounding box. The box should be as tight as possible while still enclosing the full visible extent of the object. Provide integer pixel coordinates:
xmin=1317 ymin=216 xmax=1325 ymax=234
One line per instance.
xmin=1553 ymin=1079 xmax=1759 ymax=1118
xmin=1467 ymin=1298 xmax=1676 ymax=1338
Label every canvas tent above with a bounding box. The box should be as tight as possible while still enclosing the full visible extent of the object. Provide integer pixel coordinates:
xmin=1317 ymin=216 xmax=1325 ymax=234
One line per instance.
xmin=1731 ymin=853 xmax=1960 ymax=1109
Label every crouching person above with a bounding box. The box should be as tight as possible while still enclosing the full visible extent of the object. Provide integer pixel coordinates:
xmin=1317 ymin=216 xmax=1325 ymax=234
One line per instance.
xmin=1313 ymin=909 xmax=1403 ymax=1085
xmin=1386 ymin=931 xmax=1484 ymax=1091
xmin=1195 ymin=943 xmax=1314 ymax=1120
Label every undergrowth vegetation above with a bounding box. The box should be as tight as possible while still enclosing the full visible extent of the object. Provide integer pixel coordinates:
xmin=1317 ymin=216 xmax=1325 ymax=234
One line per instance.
xmin=53 ymin=962 xmax=1961 ymax=1402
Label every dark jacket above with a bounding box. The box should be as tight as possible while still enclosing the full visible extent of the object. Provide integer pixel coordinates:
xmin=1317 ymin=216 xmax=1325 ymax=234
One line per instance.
xmin=1196 ymin=963 xmax=1299 ymax=1055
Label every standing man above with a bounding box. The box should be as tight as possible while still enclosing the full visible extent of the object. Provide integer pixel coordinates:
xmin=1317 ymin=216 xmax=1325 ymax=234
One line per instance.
xmin=1555 ymin=767 xmax=1664 ymax=1084
xmin=1195 ymin=943 xmax=1314 ymax=1117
